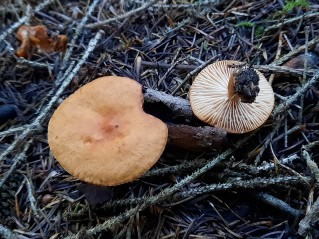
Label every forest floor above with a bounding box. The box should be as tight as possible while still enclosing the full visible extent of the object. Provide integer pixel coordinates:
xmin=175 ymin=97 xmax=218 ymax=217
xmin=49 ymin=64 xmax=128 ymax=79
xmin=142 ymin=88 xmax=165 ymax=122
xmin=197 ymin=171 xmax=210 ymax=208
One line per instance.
xmin=0 ymin=0 xmax=319 ymax=238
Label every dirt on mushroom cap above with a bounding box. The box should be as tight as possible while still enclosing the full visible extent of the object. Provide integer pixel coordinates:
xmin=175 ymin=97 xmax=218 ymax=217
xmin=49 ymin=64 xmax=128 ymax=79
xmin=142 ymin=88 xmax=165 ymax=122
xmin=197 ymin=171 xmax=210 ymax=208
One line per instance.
xmin=48 ymin=76 xmax=168 ymax=186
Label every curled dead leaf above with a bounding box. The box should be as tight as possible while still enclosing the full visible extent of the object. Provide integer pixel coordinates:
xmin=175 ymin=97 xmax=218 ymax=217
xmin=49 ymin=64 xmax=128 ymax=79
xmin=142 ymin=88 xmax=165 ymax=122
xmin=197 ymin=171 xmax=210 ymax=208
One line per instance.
xmin=16 ymin=25 xmax=67 ymax=58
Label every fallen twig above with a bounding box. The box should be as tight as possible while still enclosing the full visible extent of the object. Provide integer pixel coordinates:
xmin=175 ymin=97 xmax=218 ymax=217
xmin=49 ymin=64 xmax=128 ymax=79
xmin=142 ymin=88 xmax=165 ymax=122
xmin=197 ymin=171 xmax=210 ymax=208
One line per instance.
xmin=24 ymin=176 xmax=40 ymax=218
xmin=303 ymin=150 xmax=319 ymax=183
xmin=0 ymin=139 xmax=32 ymax=188
xmin=239 ymin=154 xmax=300 ymax=174
xmin=251 ymin=192 xmax=301 ymax=218
xmin=253 ymin=117 xmax=282 ymax=165
xmin=141 ymin=60 xmax=314 ymax=78
xmin=143 ymin=88 xmax=192 ymax=119
xmin=141 ymin=60 xmax=197 ymax=71
xmin=265 ymin=12 xmax=319 ymax=33
xmin=60 ymin=0 xmax=102 ymax=75
xmin=67 ymin=175 xmax=311 ymax=213
xmin=298 ymin=150 xmax=319 ymax=237
xmin=16 ymin=58 xmax=53 ymax=70
xmin=254 ymin=65 xmax=315 ymax=77
xmin=86 ymin=0 xmax=161 ymax=29
xmin=172 ymin=56 xmax=218 ymax=95
xmin=143 ymin=158 xmax=208 ymax=178
xmin=273 ymin=71 xmax=319 ymax=116
xmin=269 ymin=32 xmax=284 ymax=85
xmin=0 ymin=125 xmax=32 ymax=138
xmin=303 ymin=140 xmax=319 ymax=151
xmin=153 ymin=0 xmax=223 ymax=14
xmin=271 ymin=37 xmax=319 ymax=66
xmin=298 ymin=194 xmax=319 ymax=236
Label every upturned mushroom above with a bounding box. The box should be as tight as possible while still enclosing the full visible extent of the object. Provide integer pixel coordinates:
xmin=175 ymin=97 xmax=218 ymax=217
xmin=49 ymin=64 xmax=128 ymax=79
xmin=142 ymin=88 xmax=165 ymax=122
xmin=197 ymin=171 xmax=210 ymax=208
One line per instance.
xmin=48 ymin=76 xmax=168 ymax=186
xmin=189 ymin=60 xmax=274 ymax=133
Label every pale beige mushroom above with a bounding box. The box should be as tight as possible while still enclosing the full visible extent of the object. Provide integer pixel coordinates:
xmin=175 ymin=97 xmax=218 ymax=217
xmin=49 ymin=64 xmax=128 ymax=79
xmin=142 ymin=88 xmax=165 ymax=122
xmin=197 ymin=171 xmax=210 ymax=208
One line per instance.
xmin=48 ymin=76 xmax=168 ymax=186
xmin=189 ymin=60 xmax=274 ymax=134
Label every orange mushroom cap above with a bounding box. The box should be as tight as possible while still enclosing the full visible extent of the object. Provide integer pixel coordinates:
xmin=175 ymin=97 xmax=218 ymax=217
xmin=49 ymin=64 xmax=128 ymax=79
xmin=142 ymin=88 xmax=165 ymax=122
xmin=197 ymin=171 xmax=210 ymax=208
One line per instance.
xmin=48 ymin=76 xmax=168 ymax=186
xmin=189 ymin=60 xmax=274 ymax=134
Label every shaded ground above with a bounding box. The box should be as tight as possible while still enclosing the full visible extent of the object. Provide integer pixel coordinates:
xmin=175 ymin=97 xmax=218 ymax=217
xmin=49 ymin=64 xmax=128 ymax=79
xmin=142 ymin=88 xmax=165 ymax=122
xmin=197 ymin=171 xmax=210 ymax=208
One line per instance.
xmin=1 ymin=0 xmax=319 ymax=238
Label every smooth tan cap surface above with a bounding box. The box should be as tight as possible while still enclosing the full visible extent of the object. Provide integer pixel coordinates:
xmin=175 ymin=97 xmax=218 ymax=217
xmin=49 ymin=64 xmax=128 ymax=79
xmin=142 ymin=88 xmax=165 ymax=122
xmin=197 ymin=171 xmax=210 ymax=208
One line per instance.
xmin=48 ymin=76 xmax=168 ymax=186
xmin=189 ymin=60 xmax=274 ymax=133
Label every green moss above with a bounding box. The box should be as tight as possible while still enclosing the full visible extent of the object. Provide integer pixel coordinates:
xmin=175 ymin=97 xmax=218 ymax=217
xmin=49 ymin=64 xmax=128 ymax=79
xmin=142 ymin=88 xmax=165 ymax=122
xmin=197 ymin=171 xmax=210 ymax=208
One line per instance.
xmin=255 ymin=26 xmax=265 ymax=38
xmin=235 ymin=21 xmax=255 ymax=28
xmin=203 ymin=40 xmax=208 ymax=51
xmin=283 ymin=0 xmax=309 ymax=12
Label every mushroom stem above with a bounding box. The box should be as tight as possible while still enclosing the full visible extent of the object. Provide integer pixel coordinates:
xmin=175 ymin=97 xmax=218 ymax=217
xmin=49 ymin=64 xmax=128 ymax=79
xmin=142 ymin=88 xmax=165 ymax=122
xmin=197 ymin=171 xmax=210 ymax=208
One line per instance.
xmin=227 ymin=74 xmax=239 ymax=102
xmin=227 ymin=67 xmax=260 ymax=103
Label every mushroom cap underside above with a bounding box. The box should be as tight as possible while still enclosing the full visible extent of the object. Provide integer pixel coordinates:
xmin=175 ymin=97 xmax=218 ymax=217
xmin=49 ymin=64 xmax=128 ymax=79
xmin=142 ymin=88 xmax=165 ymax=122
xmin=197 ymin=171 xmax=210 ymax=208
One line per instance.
xmin=189 ymin=60 xmax=275 ymax=133
xmin=48 ymin=76 xmax=168 ymax=186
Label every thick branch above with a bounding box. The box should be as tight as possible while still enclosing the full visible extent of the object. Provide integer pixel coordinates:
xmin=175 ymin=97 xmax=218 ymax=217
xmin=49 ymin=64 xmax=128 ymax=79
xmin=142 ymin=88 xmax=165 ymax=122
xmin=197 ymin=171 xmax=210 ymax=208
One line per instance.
xmin=168 ymin=124 xmax=227 ymax=151
xmin=144 ymin=88 xmax=193 ymax=119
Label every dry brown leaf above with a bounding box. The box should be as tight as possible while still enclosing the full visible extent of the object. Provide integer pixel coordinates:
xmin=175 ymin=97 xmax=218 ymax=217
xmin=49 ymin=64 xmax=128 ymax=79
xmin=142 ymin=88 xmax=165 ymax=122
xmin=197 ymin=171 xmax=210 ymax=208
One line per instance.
xmin=16 ymin=25 xmax=67 ymax=58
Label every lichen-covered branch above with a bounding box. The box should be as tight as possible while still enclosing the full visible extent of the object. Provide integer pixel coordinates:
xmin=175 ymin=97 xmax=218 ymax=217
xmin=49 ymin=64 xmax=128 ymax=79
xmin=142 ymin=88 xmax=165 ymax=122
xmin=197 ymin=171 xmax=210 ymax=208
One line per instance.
xmin=298 ymin=196 xmax=319 ymax=236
